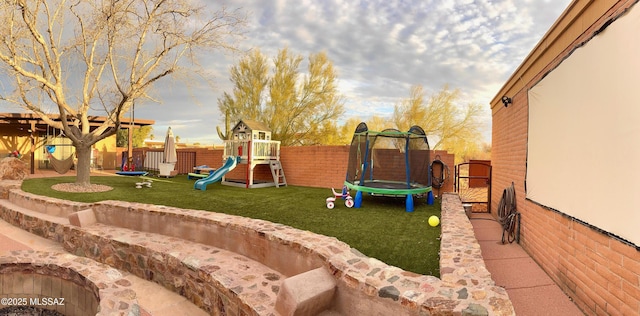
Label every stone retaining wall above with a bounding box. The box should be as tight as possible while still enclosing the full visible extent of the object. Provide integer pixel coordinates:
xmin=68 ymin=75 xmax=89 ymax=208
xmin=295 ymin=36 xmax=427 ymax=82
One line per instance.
xmin=9 ymin=190 xmax=88 ymax=218
xmin=63 ymin=222 xmax=288 ymax=315
xmin=0 ymin=180 xmax=20 ymax=199
xmin=88 ymin=200 xmax=330 ymax=277
xmin=0 ymin=250 xmax=139 ymax=315
xmin=0 ymin=182 xmax=514 ymax=315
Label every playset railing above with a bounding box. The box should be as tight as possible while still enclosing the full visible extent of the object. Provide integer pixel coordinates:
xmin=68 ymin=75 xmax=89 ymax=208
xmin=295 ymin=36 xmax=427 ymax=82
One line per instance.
xmin=224 ymin=139 xmax=281 ymax=161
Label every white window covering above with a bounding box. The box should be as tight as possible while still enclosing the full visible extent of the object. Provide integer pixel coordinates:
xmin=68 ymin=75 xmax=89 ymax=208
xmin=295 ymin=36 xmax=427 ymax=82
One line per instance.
xmin=527 ymin=4 xmax=640 ymax=246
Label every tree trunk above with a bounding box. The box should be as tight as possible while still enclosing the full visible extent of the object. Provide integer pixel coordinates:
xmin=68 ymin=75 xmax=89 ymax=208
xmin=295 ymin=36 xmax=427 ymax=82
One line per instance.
xmin=75 ymin=144 xmax=92 ymax=186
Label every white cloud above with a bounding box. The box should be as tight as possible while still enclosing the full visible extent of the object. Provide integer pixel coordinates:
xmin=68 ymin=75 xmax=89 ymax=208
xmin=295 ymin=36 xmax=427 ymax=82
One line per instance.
xmin=126 ymin=0 xmax=572 ymax=145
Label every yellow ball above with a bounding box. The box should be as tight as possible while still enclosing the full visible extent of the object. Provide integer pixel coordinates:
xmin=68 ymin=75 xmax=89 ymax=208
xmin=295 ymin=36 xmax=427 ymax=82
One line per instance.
xmin=428 ymin=216 xmax=440 ymax=227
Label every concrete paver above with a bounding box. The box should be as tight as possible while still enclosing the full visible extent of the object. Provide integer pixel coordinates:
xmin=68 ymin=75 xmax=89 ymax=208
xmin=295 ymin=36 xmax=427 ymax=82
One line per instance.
xmin=0 ymin=219 xmax=63 ymax=253
xmin=485 ymin=257 xmax=555 ymax=289
xmin=477 ymin=241 xmax=530 ymax=260
xmin=0 ymin=234 xmax=29 ymax=253
xmin=128 ymin=278 xmax=208 ymax=316
xmin=508 ymin=285 xmax=582 ymax=316
xmin=470 ymin=212 xmax=584 ymax=316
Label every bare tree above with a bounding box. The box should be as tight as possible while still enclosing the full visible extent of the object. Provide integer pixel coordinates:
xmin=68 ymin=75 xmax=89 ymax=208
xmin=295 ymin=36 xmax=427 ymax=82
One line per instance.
xmin=0 ymin=0 xmax=245 ymax=186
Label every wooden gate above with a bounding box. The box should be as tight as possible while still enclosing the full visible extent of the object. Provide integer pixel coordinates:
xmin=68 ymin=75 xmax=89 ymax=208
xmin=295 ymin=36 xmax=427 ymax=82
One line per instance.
xmin=455 ymin=161 xmax=492 ymax=213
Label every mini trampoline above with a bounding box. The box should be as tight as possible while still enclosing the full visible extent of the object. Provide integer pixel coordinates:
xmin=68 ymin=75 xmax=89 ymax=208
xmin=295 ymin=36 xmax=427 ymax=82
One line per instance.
xmin=344 ymin=122 xmax=433 ymax=212
xmin=116 ymin=171 xmax=148 ymax=176
xmin=349 ymin=180 xmax=430 ymax=194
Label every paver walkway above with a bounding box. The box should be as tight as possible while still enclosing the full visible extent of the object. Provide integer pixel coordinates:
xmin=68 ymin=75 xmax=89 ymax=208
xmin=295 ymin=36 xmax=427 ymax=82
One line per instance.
xmin=470 ymin=212 xmax=584 ymax=316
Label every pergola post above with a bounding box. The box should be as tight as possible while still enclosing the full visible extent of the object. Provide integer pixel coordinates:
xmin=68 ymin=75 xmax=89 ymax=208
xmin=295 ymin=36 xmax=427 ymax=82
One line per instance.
xmin=30 ymin=121 xmax=35 ymax=174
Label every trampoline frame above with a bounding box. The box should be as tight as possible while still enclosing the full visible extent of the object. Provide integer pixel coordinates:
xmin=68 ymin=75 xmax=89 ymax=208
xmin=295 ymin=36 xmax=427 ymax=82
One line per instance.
xmin=344 ymin=180 xmax=431 ymax=195
xmin=344 ymin=180 xmax=432 ymax=212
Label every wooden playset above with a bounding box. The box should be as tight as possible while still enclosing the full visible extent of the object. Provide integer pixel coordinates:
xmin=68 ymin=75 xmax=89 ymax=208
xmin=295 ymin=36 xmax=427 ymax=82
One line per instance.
xmin=221 ymin=120 xmax=286 ymax=189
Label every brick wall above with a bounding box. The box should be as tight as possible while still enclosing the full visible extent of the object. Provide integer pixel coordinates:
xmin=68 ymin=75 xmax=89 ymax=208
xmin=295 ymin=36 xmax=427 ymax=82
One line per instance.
xmin=279 ymin=145 xmax=349 ymax=188
xmin=491 ymin=1 xmax=640 ymax=315
xmin=358 ymin=149 xmax=430 ymax=183
xmin=186 ymin=145 xmax=455 ymax=191
xmin=193 ymin=148 xmax=222 ymax=167
xmin=432 ymin=150 xmax=455 ymax=193
xmin=224 ymin=162 xmax=275 ymax=184
xmin=133 ymin=145 xmax=455 ymax=191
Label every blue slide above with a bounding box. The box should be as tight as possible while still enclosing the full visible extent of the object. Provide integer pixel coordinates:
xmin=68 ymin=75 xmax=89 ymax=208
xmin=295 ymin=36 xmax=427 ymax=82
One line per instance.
xmin=194 ymin=156 xmax=239 ymax=191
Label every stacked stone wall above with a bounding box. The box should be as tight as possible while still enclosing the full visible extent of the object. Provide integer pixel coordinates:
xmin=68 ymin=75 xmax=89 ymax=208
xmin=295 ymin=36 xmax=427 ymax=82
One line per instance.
xmin=0 ymin=182 xmax=514 ymax=315
xmin=0 ymin=250 xmax=139 ymax=315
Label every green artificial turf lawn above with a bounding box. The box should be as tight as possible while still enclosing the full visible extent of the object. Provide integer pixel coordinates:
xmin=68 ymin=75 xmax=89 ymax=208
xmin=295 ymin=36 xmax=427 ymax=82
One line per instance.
xmin=21 ymin=175 xmax=442 ymax=276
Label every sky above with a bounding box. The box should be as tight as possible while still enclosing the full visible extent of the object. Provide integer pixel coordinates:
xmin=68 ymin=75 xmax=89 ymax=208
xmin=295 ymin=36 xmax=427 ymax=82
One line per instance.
xmin=6 ymin=0 xmax=573 ymax=145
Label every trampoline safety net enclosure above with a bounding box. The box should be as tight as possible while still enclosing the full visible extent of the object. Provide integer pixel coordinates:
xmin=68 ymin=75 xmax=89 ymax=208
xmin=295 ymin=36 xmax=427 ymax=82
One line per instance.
xmin=344 ymin=122 xmax=433 ymax=212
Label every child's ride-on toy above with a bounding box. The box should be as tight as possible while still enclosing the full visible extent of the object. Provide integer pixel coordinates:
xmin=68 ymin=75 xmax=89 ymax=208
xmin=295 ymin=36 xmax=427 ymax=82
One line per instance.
xmin=326 ymin=187 xmax=354 ymax=209
xmin=135 ymin=179 xmax=153 ymax=189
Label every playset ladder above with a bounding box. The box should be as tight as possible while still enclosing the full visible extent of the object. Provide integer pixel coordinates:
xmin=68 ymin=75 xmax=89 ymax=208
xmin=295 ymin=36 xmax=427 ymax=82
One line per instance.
xmin=269 ymin=160 xmax=287 ymax=188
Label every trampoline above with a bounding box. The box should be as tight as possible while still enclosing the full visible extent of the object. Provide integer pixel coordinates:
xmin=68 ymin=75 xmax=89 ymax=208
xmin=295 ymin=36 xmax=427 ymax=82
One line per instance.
xmin=344 ymin=122 xmax=433 ymax=212
xmin=346 ymin=180 xmax=430 ymax=195
xmin=116 ymin=171 xmax=148 ymax=176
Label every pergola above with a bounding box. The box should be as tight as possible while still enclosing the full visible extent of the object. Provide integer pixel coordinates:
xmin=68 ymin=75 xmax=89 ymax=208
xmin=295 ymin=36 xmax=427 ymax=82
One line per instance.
xmin=0 ymin=113 xmax=154 ymax=174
